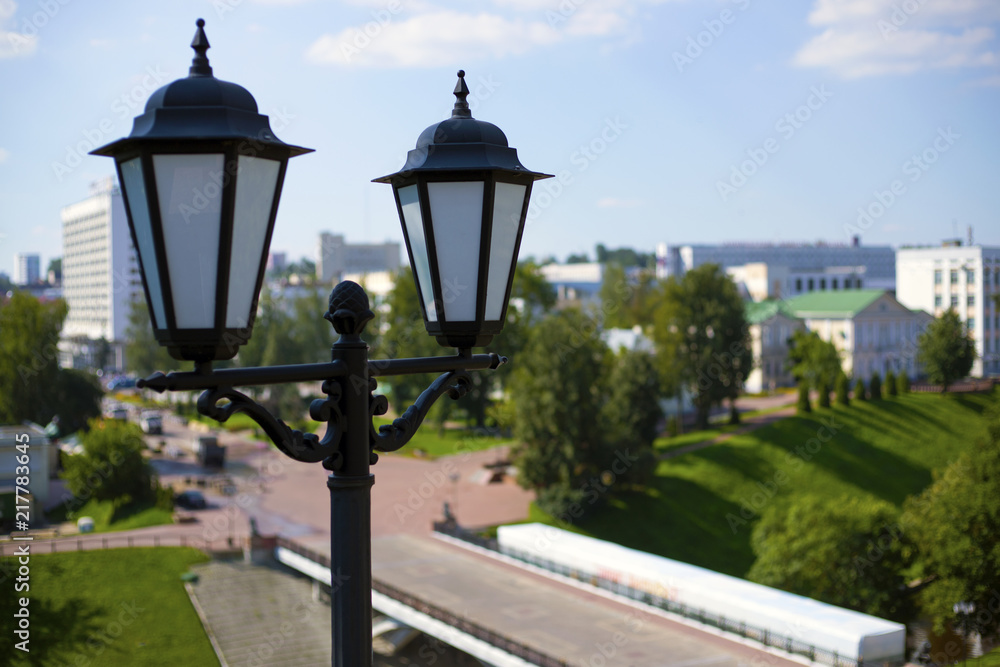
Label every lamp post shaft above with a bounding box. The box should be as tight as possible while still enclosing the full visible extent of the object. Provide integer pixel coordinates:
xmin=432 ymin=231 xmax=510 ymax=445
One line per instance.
xmin=328 ymin=329 xmax=374 ymax=666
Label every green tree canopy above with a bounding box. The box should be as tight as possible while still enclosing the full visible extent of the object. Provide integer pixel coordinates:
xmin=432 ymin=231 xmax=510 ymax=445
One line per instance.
xmin=125 ymin=298 xmax=180 ymax=376
xmin=902 ymin=403 xmax=1000 ymax=636
xmin=598 ymin=264 xmax=663 ymax=330
xmin=787 ymin=329 xmax=842 ymax=391
xmin=652 ymin=264 xmax=752 ymax=429
xmin=61 ymin=419 xmax=155 ymax=510
xmin=917 ymin=309 xmax=976 ymax=392
xmin=748 ymin=495 xmax=914 ymax=622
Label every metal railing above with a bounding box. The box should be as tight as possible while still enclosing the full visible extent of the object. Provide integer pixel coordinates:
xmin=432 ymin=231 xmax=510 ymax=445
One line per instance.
xmin=276 ymin=536 xmax=569 ymax=667
xmin=0 ymin=532 xmax=238 ymax=556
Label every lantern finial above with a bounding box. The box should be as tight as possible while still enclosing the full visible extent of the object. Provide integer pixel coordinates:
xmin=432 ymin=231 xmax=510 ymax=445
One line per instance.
xmin=451 ymin=69 xmax=471 ymax=119
xmin=189 ymin=18 xmax=212 ymax=77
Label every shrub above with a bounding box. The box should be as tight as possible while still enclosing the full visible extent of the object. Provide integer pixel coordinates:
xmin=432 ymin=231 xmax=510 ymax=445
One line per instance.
xmin=885 ymin=370 xmax=898 ymax=397
xmin=835 ymin=373 xmax=850 ymax=406
xmin=870 ymin=372 xmax=882 ymax=400
xmin=797 ymin=382 xmax=812 ymax=414
xmin=817 ymin=378 xmax=831 ymax=409
xmin=897 ymin=371 xmax=910 ymax=394
xmin=855 ymin=378 xmax=867 ymax=401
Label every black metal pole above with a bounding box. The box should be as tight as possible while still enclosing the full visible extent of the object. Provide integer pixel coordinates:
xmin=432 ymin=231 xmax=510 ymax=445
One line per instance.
xmin=325 ymin=282 xmax=376 ymax=667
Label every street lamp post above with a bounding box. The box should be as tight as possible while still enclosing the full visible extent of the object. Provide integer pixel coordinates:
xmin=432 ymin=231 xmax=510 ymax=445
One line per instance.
xmin=92 ymin=19 xmax=550 ymax=667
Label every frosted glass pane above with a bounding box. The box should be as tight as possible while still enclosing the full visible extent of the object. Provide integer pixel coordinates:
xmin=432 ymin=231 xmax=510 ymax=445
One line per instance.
xmin=154 ymin=154 xmax=224 ymax=329
xmin=485 ymin=182 xmax=526 ymax=321
xmin=428 ymin=181 xmax=483 ymax=322
xmin=399 ymin=185 xmax=437 ymax=322
xmin=119 ymin=158 xmax=167 ymax=329
xmin=227 ymin=156 xmax=280 ymax=328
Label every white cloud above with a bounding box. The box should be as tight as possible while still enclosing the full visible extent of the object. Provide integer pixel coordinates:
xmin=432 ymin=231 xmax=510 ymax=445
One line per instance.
xmin=794 ymin=0 xmax=1000 ymax=78
xmin=307 ymin=11 xmax=562 ymax=68
xmin=0 ymin=1 xmax=38 ymax=59
xmin=0 ymin=147 xmax=8 ymax=163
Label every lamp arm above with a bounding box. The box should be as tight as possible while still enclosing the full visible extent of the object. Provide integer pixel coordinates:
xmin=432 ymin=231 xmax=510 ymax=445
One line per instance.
xmin=197 ymin=383 xmax=343 ymax=466
xmin=370 ymin=370 xmax=473 ymax=454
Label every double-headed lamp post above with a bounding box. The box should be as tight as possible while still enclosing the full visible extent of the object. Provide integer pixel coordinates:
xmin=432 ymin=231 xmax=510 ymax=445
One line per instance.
xmin=91 ymin=19 xmax=550 ymax=667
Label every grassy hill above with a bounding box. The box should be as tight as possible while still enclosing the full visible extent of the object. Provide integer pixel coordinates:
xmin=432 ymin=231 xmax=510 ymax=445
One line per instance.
xmin=2 ymin=547 xmax=216 ymax=665
xmin=532 ymin=391 xmax=996 ymax=578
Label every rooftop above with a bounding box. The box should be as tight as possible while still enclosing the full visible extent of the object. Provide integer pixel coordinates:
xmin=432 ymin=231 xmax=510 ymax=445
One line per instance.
xmin=782 ymin=289 xmax=886 ymax=318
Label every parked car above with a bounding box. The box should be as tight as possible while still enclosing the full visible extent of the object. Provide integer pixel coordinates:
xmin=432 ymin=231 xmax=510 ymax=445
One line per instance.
xmin=140 ymin=411 xmax=163 ymax=435
xmin=104 ymin=404 xmax=128 ymax=421
xmin=175 ymin=490 xmax=207 ymax=510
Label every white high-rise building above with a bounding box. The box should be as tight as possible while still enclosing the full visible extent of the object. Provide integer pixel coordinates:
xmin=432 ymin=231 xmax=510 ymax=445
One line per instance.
xmin=896 ymin=243 xmax=1000 ymax=377
xmin=59 ymin=178 xmax=142 ymax=370
xmin=14 ymin=253 xmax=40 ymax=285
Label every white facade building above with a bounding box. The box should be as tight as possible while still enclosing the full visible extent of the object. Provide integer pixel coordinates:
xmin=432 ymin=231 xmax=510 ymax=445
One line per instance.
xmin=539 ymin=262 xmax=604 ymax=307
xmin=896 ymin=244 xmax=1000 ymax=377
xmin=316 ymin=233 xmax=400 ymax=285
xmin=662 ymin=242 xmax=896 ymax=292
xmin=14 ymin=253 xmax=40 ymax=285
xmin=59 ymin=178 xmax=142 ymax=370
xmin=727 ymin=262 xmax=868 ymax=302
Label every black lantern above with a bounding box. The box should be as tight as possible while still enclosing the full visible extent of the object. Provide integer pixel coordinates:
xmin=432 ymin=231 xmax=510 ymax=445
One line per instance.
xmin=91 ymin=19 xmax=312 ymax=362
xmin=375 ymin=70 xmax=552 ymax=349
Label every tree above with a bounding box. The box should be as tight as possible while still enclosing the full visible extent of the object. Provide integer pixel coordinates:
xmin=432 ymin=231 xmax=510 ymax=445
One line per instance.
xmin=917 ymin=309 xmax=976 ymax=392
xmin=869 ymin=371 xmax=882 ymax=400
xmin=509 ymin=309 xmax=612 ymax=514
xmin=652 ymin=264 xmax=752 ymax=429
xmin=855 ymin=377 xmax=867 ymax=401
xmin=748 ymin=495 xmax=914 ymax=622
xmin=46 ymin=257 xmax=62 ymax=283
xmin=835 ymin=372 xmax=851 ymax=406
xmin=902 ymin=406 xmax=1000 ymax=636
xmin=601 ymin=350 xmax=661 ymax=486
xmin=817 ymin=377 xmax=831 ymax=409
xmin=61 ymin=420 xmax=155 ymax=512
xmin=796 ymin=382 xmax=811 ymax=414
xmin=598 ymin=264 xmax=662 ymax=330
xmin=0 ymin=293 xmax=102 ymax=433
xmin=125 ymin=298 xmax=180 ymax=376
xmin=787 ymin=329 xmax=842 ymax=392
xmin=885 ymin=370 xmax=898 ymax=397
xmin=896 ymin=370 xmax=910 ymax=394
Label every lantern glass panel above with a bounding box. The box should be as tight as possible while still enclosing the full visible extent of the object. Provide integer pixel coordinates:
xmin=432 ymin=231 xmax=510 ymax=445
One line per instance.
xmin=484 ymin=182 xmax=526 ymax=321
xmin=226 ymin=155 xmax=280 ymax=328
xmin=153 ymin=153 xmax=225 ymax=328
xmin=120 ymin=157 xmax=167 ymax=329
xmin=427 ymin=181 xmax=483 ymax=322
xmin=398 ymin=184 xmax=437 ymax=321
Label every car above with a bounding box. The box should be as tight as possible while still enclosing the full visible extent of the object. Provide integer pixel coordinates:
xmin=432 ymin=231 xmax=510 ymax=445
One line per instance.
xmin=104 ymin=405 xmax=128 ymax=420
xmin=175 ymin=490 xmax=207 ymax=510
xmin=140 ymin=411 xmax=163 ymax=435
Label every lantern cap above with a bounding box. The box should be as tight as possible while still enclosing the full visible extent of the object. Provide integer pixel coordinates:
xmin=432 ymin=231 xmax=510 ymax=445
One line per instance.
xmin=91 ymin=18 xmax=312 ymax=158
xmin=373 ymin=69 xmax=552 ymax=183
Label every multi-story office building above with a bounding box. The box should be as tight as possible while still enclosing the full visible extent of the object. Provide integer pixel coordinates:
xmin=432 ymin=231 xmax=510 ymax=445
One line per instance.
xmin=14 ymin=253 xmax=41 ymax=286
xmin=316 ymin=233 xmax=400 ymax=285
xmin=656 ymin=240 xmax=896 ymax=294
xmin=59 ymin=178 xmax=142 ymax=371
xmin=896 ymin=243 xmax=1000 ymax=377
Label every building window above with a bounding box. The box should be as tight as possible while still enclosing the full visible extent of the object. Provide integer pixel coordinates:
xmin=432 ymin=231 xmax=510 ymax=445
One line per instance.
xmin=968 ymin=318 xmax=975 ymax=331
xmin=934 ymin=269 xmax=942 ymax=285
xmin=951 ymin=270 xmax=958 ymax=284
xmin=856 ymin=278 xmax=862 ymax=288
xmin=951 ymin=296 xmax=959 ymax=308
xmin=995 ymin=269 xmax=999 ymax=286
xmin=795 ymin=278 xmax=802 ymax=292
xmin=820 ymin=278 xmax=826 ymax=290
xmin=808 ymin=278 xmax=815 ymax=291
xmin=967 ymin=269 xmax=975 ymax=284
xmin=968 ymin=295 xmax=975 ymax=307
xmin=832 ymin=278 xmax=839 ymax=290
xmin=934 ymin=295 xmax=942 ymax=307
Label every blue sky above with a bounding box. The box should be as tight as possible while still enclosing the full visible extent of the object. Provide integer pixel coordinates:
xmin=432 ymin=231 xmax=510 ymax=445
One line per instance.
xmin=1 ymin=0 xmax=998 ymax=278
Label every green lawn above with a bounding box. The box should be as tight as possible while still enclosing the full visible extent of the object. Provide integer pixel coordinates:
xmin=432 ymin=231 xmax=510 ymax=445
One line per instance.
xmin=531 ymin=391 xmax=996 ymax=578
xmin=5 ymin=548 xmax=216 ymax=666
xmin=46 ymin=498 xmax=173 ymax=533
xmin=374 ymin=416 xmax=514 ymax=459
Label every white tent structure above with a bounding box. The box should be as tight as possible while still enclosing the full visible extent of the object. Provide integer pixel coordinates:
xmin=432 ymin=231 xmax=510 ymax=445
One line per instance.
xmin=497 ymin=524 xmax=905 ymax=665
